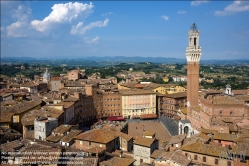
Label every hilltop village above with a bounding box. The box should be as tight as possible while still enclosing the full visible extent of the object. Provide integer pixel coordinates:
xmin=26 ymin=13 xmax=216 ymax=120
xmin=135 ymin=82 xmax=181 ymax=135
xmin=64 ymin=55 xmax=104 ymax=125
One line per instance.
xmin=1 ymin=24 xmax=249 ymax=166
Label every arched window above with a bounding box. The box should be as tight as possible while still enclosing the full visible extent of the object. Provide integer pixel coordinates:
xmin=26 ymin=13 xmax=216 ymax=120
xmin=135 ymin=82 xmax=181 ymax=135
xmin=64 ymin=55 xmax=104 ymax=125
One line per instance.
xmin=220 ymin=110 xmax=222 ymax=116
xmin=230 ymin=110 xmax=233 ymax=115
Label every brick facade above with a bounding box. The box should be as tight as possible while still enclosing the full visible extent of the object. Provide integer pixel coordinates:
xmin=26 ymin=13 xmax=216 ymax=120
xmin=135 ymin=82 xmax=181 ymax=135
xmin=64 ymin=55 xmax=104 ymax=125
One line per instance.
xmin=102 ymin=93 xmax=122 ymax=117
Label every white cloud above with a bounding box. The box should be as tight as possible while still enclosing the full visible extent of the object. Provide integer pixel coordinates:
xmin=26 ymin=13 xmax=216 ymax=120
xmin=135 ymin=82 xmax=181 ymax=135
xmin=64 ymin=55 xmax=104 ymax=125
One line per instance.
xmin=31 ymin=2 xmax=94 ymax=32
xmin=6 ymin=21 xmax=27 ymax=37
xmin=102 ymin=12 xmax=113 ymax=16
xmin=1 ymin=27 xmax=4 ymax=31
xmin=191 ymin=0 xmax=209 ymax=6
xmin=85 ymin=36 xmax=99 ymax=44
xmin=214 ymin=1 xmax=249 ymax=16
xmin=12 ymin=5 xmax=32 ymax=22
xmin=4 ymin=5 xmax=32 ymax=38
xmin=161 ymin=15 xmax=169 ymax=21
xmin=177 ymin=10 xmax=187 ymax=14
xmin=71 ymin=19 xmax=109 ymax=35
xmin=71 ymin=22 xmax=84 ymax=35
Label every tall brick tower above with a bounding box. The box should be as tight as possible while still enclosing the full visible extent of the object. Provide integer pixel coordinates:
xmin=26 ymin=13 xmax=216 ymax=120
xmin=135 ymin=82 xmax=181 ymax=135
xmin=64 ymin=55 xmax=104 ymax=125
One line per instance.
xmin=186 ymin=23 xmax=202 ymax=115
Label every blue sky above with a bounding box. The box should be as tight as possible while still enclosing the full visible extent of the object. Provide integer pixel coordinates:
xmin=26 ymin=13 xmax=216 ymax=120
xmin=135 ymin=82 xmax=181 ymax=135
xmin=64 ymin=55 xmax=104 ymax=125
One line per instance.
xmin=1 ymin=1 xmax=249 ymax=60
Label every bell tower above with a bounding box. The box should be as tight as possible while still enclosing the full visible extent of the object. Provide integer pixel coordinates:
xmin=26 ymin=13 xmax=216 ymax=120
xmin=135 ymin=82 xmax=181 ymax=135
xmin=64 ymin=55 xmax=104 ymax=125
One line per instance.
xmin=186 ymin=23 xmax=202 ymax=112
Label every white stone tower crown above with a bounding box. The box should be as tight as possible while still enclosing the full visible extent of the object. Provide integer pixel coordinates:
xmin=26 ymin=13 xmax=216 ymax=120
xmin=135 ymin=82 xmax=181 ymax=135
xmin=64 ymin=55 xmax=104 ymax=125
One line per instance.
xmin=186 ymin=23 xmax=202 ymax=62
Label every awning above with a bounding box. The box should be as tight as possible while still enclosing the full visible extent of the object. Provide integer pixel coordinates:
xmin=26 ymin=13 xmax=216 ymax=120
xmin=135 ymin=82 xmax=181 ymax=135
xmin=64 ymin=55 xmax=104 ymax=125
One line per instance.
xmin=107 ymin=116 xmax=125 ymax=121
xmin=140 ymin=114 xmax=157 ymax=120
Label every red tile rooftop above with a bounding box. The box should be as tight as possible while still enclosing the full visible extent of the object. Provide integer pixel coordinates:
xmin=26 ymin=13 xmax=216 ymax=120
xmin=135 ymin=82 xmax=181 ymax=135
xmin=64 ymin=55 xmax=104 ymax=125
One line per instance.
xmin=128 ymin=121 xmax=171 ymax=142
xmin=133 ymin=136 xmax=155 ymax=147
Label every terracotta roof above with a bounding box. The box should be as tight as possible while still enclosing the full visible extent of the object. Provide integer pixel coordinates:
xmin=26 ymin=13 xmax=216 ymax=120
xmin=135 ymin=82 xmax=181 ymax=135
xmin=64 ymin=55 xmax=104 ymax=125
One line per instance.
xmin=143 ymin=130 xmax=155 ymax=137
xmin=51 ymin=76 xmax=61 ymax=81
xmin=207 ymin=95 xmax=244 ymax=105
xmin=100 ymin=157 xmax=135 ymax=166
xmin=233 ymin=89 xmax=249 ymax=95
xmin=152 ymin=83 xmax=171 ymax=88
xmin=164 ymin=92 xmax=187 ymax=98
xmin=153 ymin=151 xmax=191 ymax=166
xmin=63 ymin=96 xmax=79 ymax=102
xmin=238 ymin=128 xmax=249 ymax=136
xmin=134 ymin=84 xmax=147 ymax=88
xmin=75 ymin=128 xmax=118 ymax=144
xmin=101 ymin=125 xmax=132 ymax=140
xmin=182 ymin=142 xmax=229 ymax=157
xmin=222 ymin=118 xmax=233 ymax=123
xmin=198 ymin=133 xmax=210 ymax=141
xmin=85 ymin=146 xmax=106 ymax=154
xmin=116 ymin=132 xmax=133 ymax=141
xmin=213 ymin=132 xmax=237 ymax=142
xmin=237 ymin=118 xmax=249 ymax=128
xmin=53 ymin=124 xmax=72 ymax=134
xmin=235 ymin=95 xmax=249 ymax=102
xmin=0 ymin=140 xmax=24 ymax=152
xmin=232 ymin=138 xmax=249 ymax=156
xmin=54 ymin=101 xmax=74 ymax=108
xmin=133 ymin=136 xmax=155 ymax=147
xmin=13 ymin=92 xmax=26 ymax=97
xmin=0 ymin=112 xmax=15 ymax=123
xmin=202 ymin=89 xmax=222 ymax=94
xmin=0 ymin=93 xmax=13 ymax=98
xmin=14 ymin=139 xmax=98 ymax=165
xmin=150 ymin=149 xmax=167 ymax=159
xmin=21 ymin=108 xmax=63 ymax=126
xmin=7 ymin=83 xmax=20 ymax=88
xmin=46 ymin=134 xmax=64 ymax=143
xmin=1 ymin=99 xmax=42 ymax=115
xmin=182 ymin=135 xmax=199 ymax=147
xmin=157 ymin=151 xmax=175 ymax=160
xmin=229 ymin=124 xmax=238 ymax=132
xmin=169 ymin=135 xmax=186 ymax=144
xmin=63 ymin=80 xmax=88 ymax=87
xmin=60 ymin=130 xmax=82 ymax=143
xmin=201 ymin=128 xmax=218 ymax=134
xmin=169 ymin=151 xmax=191 ymax=166
xmin=20 ymin=81 xmax=38 ymax=87
xmin=119 ymin=82 xmax=137 ymax=88
xmin=128 ymin=121 xmax=171 ymax=142
xmin=0 ymin=127 xmax=22 ymax=137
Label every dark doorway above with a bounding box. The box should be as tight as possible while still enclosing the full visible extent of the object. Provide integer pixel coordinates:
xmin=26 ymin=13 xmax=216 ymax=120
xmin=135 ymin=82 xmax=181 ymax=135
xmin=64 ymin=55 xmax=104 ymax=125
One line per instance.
xmin=184 ymin=126 xmax=189 ymax=134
